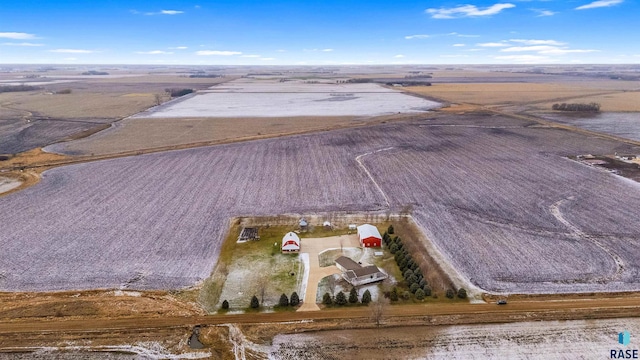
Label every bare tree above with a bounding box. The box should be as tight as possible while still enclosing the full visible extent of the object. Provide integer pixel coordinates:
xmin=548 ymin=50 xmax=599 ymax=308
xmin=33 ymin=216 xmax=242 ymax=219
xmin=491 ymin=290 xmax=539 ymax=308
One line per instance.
xmin=369 ymin=296 xmax=389 ymax=326
xmin=257 ymin=274 xmax=269 ymax=305
xmin=327 ymin=274 xmax=337 ymax=297
xmin=154 ymin=93 xmax=163 ymax=106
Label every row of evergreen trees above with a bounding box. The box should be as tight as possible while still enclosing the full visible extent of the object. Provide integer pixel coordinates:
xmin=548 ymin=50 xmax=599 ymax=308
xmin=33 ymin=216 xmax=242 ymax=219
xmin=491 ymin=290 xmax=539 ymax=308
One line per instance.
xmin=383 ymin=226 xmax=431 ymax=300
xmin=220 ymin=291 xmax=300 ymax=310
xmin=322 ymin=287 xmax=372 ymax=306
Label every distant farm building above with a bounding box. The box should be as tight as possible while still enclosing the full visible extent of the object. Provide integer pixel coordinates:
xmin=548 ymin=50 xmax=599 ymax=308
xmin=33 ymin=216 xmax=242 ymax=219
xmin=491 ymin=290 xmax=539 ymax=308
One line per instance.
xmin=323 ymin=221 xmax=332 ymax=228
xmin=281 ymin=232 xmax=301 ymax=253
xmin=238 ymin=227 xmax=259 ymax=242
xmin=335 ymin=256 xmax=388 ymax=286
xmin=357 ymin=224 xmax=382 ymax=247
xmin=299 ymin=218 xmax=308 ymax=231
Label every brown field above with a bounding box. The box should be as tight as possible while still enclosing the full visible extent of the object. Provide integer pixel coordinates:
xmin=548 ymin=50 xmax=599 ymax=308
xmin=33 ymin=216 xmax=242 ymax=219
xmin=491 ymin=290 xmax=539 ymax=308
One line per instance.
xmin=533 ymin=91 xmax=640 ymax=112
xmin=44 ymin=113 xmax=430 ymax=156
xmin=404 ymin=83 xmax=608 ymax=106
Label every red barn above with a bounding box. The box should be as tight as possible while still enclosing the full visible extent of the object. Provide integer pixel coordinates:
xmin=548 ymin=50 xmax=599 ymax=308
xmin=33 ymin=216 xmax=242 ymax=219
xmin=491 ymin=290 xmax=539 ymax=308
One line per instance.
xmin=357 ymin=224 xmax=382 ymax=247
xmin=281 ymin=232 xmax=301 ymax=253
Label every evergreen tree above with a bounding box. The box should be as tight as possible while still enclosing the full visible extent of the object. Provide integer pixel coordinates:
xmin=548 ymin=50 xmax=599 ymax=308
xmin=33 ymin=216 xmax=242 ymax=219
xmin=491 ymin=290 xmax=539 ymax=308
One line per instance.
xmin=221 ymin=300 xmax=229 ymax=310
xmin=349 ymin=287 xmax=359 ymax=304
xmin=415 ymin=288 xmax=426 ymax=300
xmin=362 ymin=290 xmax=372 ymax=304
xmin=279 ymin=293 xmax=289 ymax=307
xmin=423 ymin=286 xmax=432 ymax=297
xmin=387 ymin=225 xmax=394 ymax=234
xmin=290 ymin=292 xmax=300 ymax=306
xmin=410 ymin=282 xmax=420 ymax=294
xmin=335 ymin=291 xmax=347 ymax=305
xmin=322 ymin=292 xmax=333 ymax=305
xmin=250 ymin=295 xmax=260 ymax=309
xmin=446 ymin=289 xmax=455 ymax=299
xmin=457 ymin=288 xmax=468 ymax=299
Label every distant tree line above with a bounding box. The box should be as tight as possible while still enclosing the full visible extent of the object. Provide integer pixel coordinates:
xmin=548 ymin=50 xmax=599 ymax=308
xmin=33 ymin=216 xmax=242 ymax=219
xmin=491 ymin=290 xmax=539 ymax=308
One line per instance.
xmin=0 ymin=85 xmax=40 ymax=93
xmin=81 ymin=70 xmax=109 ymax=75
xmin=404 ymin=74 xmax=432 ymax=79
xmin=385 ymin=81 xmax=432 ymax=87
xmin=189 ymin=74 xmax=223 ymax=78
xmin=552 ymin=102 xmax=601 ymax=112
xmin=165 ymin=88 xmax=194 ymax=97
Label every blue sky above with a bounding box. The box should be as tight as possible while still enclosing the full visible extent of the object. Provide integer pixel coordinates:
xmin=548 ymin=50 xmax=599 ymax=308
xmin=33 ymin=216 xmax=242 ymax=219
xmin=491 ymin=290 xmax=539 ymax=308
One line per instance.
xmin=0 ymin=0 xmax=637 ymax=65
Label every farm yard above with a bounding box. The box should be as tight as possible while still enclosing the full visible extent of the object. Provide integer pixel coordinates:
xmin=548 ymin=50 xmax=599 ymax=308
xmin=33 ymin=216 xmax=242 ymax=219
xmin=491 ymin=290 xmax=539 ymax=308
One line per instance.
xmin=3 ymin=112 xmax=640 ymax=295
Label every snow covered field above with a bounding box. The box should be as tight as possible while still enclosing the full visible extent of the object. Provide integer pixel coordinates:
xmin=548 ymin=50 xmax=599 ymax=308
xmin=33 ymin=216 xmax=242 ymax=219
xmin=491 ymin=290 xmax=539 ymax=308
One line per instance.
xmin=271 ymin=318 xmax=640 ymax=359
xmin=132 ymin=79 xmax=440 ymax=118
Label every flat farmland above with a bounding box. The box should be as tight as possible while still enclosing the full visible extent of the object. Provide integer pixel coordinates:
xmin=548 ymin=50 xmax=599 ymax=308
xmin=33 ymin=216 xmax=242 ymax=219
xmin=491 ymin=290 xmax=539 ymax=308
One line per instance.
xmin=533 ymin=91 xmax=640 ymax=112
xmin=404 ymin=83 xmax=608 ymax=106
xmin=133 ymin=78 xmax=439 ymax=118
xmin=0 ymin=74 xmax=231 ymax=154
xmin=536 ymin=112 xmax=640 ymax=142
xmin=2 ymin=114 xmax=640 ymax=293
xmin=271 ymin=318 xmax=640 ymax=359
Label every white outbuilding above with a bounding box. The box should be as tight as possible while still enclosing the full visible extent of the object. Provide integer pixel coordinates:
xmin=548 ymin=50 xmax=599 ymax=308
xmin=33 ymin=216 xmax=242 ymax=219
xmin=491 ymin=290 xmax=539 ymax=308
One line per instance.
xmin=281 ymin=232 xmax=301 ymax=253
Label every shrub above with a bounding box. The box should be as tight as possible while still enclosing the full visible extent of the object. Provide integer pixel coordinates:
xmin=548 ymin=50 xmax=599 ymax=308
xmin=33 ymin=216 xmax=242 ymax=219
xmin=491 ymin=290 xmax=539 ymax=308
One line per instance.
xmin=423 ymin=286 xmax=432 ymax=297
xmin=457 ymin=288 xmax=468 ymax=299
xmin=57 ymin=88 xmax=72 ymax=94
xmin=250 ymin=295 xmax=260 ymax=309
xmin=279 ymin=293 xmax=289 ymax=307
xmin=390 ymin=287 xmax=399 ymax=301
xmin=322 ymin=292 xmax=333 ymax=305
xmin=362 ymin=290 xmax=372 ymax=304
xmin=415 ymin=288 xmax=425 ymax=300
xmin=349 ymin=287 xmax=359 ymax=304
xmin=290 ymin=292 xmax=300 ymax=306
xmin=446 ymin=289 xmax=455 ymax=299
xmin=335 ymin=291 xmax=347 ymax=306
xmin=221 ymin=300 xmax=229 ymax=310
xmin=401 ymin=291 xmax=411 ymax=301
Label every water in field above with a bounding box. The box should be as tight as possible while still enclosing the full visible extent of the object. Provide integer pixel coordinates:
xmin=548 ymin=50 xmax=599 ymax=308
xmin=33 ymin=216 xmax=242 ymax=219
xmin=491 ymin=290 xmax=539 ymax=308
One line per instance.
xmin=540 ymin=112 xmax=640 ymax=142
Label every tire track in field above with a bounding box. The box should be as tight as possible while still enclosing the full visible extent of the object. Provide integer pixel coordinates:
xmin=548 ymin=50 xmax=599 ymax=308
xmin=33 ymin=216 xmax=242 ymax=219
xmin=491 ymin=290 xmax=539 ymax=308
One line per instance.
xmin=550 ymin=198 xmax=625 ymax=282
xmin=355 ymin=147 xmax=395 ymax=209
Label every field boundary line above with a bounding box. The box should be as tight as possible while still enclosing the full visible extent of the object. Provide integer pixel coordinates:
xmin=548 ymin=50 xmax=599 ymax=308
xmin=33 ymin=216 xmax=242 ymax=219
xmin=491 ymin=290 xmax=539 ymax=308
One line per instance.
xmin=355 ymin=147 xmax=395 ymax=209
xmin=550 ymin=198 xmax=625 ymax=282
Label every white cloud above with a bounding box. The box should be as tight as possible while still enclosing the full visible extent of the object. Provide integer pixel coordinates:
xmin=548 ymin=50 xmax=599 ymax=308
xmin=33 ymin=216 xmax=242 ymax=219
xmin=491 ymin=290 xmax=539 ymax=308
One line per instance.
xmin=533 ymin=9 xmax=556 ymax=16
xmin=501 ymin=45 xmax=559 ymax=52
xmin=576 ymin=0 xmax=623 ymax=10
xmin=453 ymin=43 xmax=466 ymax=47
xmin=477 ymin=42 xmax=509 ymax=47
xmin=1 ymin=42 xmax=43 ymax=46
xmin=169 ymin=46 xmax=188 ymax=50
xmin=509 ymin=39 xmax=565 ymax=45
xmin=136 ymin=9 xmax=185 ymax=15
xmin=240 ymin=54 xmax=261 ymax=58
xmin=405 ymin=34 xmax=430 ymax=39
xmin=196 ymin=50 xmax=242 ymax=56
xmin=49 ymin=49 xmax=96 ymax=54
xmin=449 ymin=32 xmax=481 ymax=38
xmin=322 ymin=48 xmax=334 ymax=52
xmin=135 ymin=50 xmax=174 ymax=55
xmin=500 ymin=44 xmax=599 ymax=56
xmin=160 ymin=10 xmax=184 ymax=15
xmin=539 ymin=48 xmax=599 ymax=55
xmin=394 ymin=54 xmax=405 ymax=58
xmin=426 ymin=3 xmax=516 ymax=19
xmin=495 ymin=54 xmax=551 ymax=62
xmin=0 ymin=32 xmax=36 ymax=40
